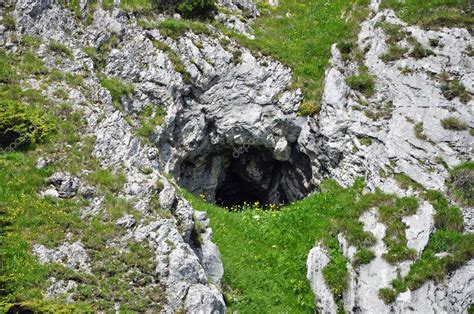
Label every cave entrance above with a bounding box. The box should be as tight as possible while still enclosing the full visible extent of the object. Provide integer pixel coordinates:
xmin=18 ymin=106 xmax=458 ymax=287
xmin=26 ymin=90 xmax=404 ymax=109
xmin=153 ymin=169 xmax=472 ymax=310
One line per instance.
xmin=176 ymin=145 xmax=313 ymax=208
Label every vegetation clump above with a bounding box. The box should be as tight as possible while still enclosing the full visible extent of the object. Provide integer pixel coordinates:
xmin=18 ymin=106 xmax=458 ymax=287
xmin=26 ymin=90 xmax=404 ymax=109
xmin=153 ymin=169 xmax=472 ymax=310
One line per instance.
xmin=447 ymin=161 xmax=474 ymax=206
xmin=99 ymin=76 xmax=135 ymax=108
xmin=440 ymin=116 xmax=468 ymax=131
xmin=346 ymin=74 xmax=375 ymax=97
xmin=49 ymin=40 xmax=73 ymax=59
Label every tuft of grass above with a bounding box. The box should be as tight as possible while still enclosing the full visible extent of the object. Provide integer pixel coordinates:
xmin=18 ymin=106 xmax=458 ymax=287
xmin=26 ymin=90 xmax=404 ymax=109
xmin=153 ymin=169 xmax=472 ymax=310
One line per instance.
xmin=3 ymin=13 xmax=16 ymax=30
xmin=358 ymin=136 xmax=373 ymax=146
xmin=353 ymin=247 xmax=376 ymax=267
xmin=346 ymin=74 xmax=375 ymax=97
xmin=49 ymin=40 xmax=73 ymax=59
xmin=297 ymin=101 xmax=321 ymax=117
xmin=440 ymin=76 xmax=472 ymax=104
xmin=447 ymin=161 xmax=473 ymax=207
xmin=440 ymin=116 xmax=468 ymax=131
xmin=393 ymin=173 xmax=425 ymax=191
xmin=364 ymin=101 xmax=394 ymax=121
xmin=21 ymin=35 xmax=41 ymax=49
xmin=380 ymin=44 xmax=408 ymax=62
xmin=410 ymin=43 xmax=434 ymax=59
xmin=136 ymin=104 xmax=166 ymax=142
xmin=86 ymin=168 xmax=127 ymax=194
xmin=99 ymin=76 xmax=134 ymax=107
xmin=157 ymin=18 xmax=211 ymax=40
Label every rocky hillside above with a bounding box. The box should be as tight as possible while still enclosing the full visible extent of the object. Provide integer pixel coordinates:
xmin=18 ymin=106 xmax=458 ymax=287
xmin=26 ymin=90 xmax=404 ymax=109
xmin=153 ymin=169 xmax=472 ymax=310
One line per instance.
xmin=0 ymin=0 xmax=472 ymax=313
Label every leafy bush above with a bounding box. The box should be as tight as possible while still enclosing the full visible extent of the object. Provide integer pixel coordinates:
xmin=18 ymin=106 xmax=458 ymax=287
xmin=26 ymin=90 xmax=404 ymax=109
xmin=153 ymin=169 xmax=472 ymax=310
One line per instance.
xmin=176 ymin=0 xmax=216 ymax=17
xmin=440 ymin=116 xmax=468 ymax=131
xmin=346 ymin=74 xmax=375 ymax=97
xmin=0 ymin=100 xmax=54 ymax=149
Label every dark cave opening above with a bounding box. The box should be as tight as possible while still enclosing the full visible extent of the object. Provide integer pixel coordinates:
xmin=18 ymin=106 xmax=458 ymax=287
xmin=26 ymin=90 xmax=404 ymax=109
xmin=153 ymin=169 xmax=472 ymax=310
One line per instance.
xmin=177 ymin=145 xmax=313 ymax=208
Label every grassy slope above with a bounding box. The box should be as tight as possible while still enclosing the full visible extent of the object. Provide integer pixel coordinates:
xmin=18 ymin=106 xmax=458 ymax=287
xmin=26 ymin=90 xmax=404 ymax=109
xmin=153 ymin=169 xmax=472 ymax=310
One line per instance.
xmin=381 ymin=0 xmax=473 ymax=28
xmin=233 ymin=0 xmax=370 ymax=114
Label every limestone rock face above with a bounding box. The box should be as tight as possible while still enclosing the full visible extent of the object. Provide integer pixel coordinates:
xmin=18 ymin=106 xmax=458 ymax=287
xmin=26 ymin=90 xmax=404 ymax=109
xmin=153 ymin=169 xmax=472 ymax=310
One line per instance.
xmin=308 ymin=7 xmax=474 ymax=313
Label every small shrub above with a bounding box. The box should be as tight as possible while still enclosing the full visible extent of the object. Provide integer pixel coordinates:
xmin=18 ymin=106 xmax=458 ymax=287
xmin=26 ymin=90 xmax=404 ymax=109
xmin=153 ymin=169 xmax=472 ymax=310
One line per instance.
xmin=379 ymin=287 xmax=397 ymax=304
xmin=49 ymin=40 xmax=73 ymax=59
xmin=410 ymin=43 xmax=434 ymax=59
xmin=380 ymin=44 xmax=408 ymax=62
xmin=3 ymin=13 xmax=16 ymax=30
xmin=440 ymin=117 xmax=468 ymax=131
xmin=346 ymin=74 xmax=375 ymax=97
xmin=0 ymin=99 xmax=55 ymax=149
xmin=440 ymin=77 xmax=471 ymax=104
xmin=358 ymin=136 xmax=372 ymax=146
xmin=176 ymin=0 xmax=216 ymax=17
xmin=376 ymin=22 xmax=406 ymax=44
xmin=447 ymin=162 xmax=474 ymax=206
xmin=298 ymin=101 xmax=321 ymax=116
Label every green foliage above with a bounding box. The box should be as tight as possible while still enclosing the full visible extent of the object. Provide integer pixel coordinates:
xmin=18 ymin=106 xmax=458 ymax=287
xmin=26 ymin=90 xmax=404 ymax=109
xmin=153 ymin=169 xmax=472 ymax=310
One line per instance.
xmin=380 ymin=44 xmax=408 ymax=62
xmin=157 ymin=18 xmax=211 ymax=40
xmin=176 ymin=0 xmax=216 ymax=17
xmin=322 ymin=241 xmax=348 ymax=302
xmin=364 ymin=101 xmax=394 ymax=121
xmin=393 ymin=173 xmax=424 ymax=191
xmin=0 ymin=50 xmax=18 ymax=83
xmin=353 ymin=247 xmax=375 ymax=267
xmin=447 ymin=161 xmax=474 ymax=206
xmin=298 ymin=101 xmax=321 ymax=117
xmin=440 ymin=116 xmax=468 ymax=131
xmin=20 ymin=52 xmax=48 ymax=75
xmin=380 ymin=0 xmax=474 ymax=29
xmin=440 ymin=76 xmax=472 ymax=104
xmin=410 ymin=43 xmax=434 ymax=59
xmin=49 ymin=40 xmax=73 ymax=59
xmin=0 ymin=99 xmax=55 ymax=149
xmin=375 ymin=21 xmax=406 ymax=44
xmin=21 ymin=35 xmax=41 ymax=49
xmin=86 ymin=169 xmax=127 ymax=194
xmin=99 ymin=76 xmax=134 ymax=107
xmin=184 ymin=178 xmax=425 ymax=311
xmin=136 ymin=104 xmax=166 ymax=141
xmin=378 ymin=287 xmax=397 ymax=304
xmin=346 ymin=74 xmax=375 ymax=97
xmin=381 ymin=191 xmax=472 ymax=302
xmin=358 ymin=136 xmax=373 ymax=146
xmin=378 ymin=197 xmax=419 ymax=264
xmin=3 ymin=13 xmax=16 ymax=30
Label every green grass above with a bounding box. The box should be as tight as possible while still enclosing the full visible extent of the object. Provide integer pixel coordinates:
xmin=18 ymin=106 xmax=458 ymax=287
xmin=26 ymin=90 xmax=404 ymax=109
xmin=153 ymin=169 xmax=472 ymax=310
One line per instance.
xmin=440 ymin=116 xmax=468 ymax=131
xmin=48 ymin=40 xmax=73 ymax=59
xmin=99 ymin=76 xmax=135 ymax=107
xmin=185 ymin=179 xmax=426 ymax=312
xmin=380 ymin=190 xmax=472 ymax=303
xmin=381 ymin=0 xmax=474 ymax=29
xmin=346 ymin=74 xmax=375 ymax=97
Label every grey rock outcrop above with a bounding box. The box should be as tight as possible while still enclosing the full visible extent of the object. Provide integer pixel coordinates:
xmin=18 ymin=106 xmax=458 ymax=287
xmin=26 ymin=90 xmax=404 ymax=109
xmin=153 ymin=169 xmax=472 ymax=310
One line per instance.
xmin=306 ymin=244 xmax=337 ymax=313
xmin=33 ymin=241 xmax=91 ymax=272
xmin=46 ymin=172 xmax=81 ymax=198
